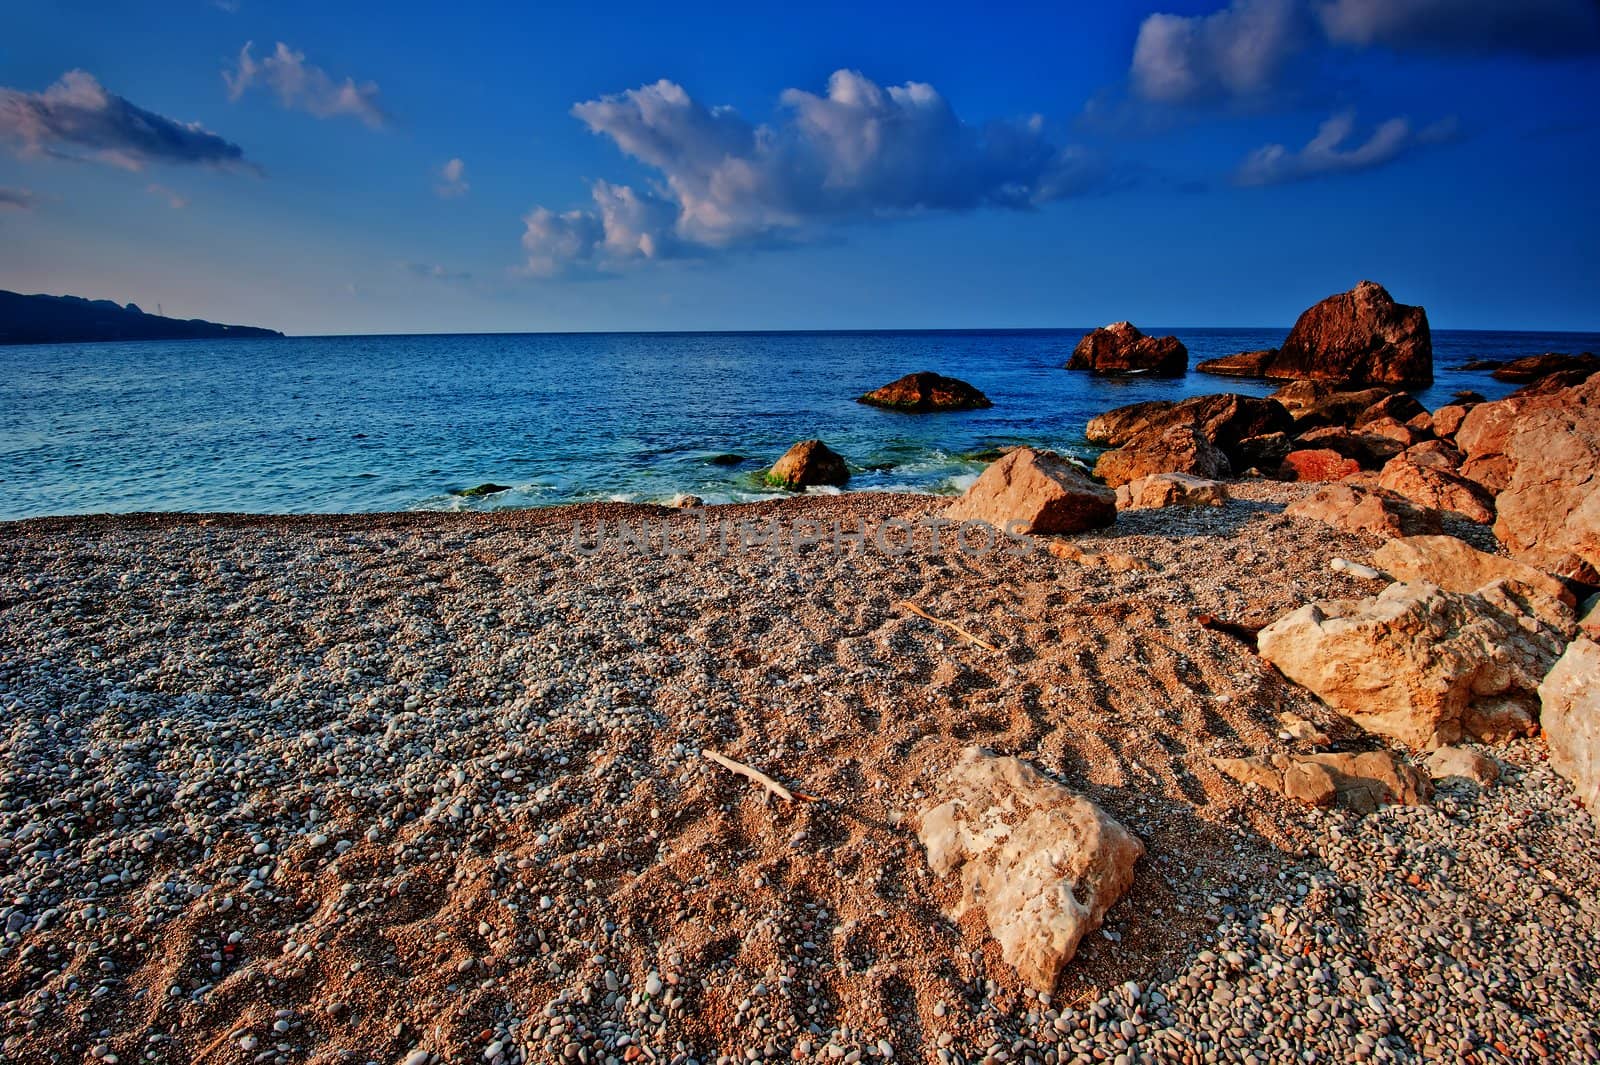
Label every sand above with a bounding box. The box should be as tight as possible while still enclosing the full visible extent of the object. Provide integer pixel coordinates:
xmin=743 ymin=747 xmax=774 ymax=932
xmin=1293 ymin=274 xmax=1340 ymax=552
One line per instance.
xmin=1 ymin=488 xmax=1595 ymax=1064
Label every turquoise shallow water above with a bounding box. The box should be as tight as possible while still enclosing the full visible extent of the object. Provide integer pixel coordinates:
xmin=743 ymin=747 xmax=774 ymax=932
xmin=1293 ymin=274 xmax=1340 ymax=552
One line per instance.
xmin=1 ymin=327 xmax=1594 ymax=518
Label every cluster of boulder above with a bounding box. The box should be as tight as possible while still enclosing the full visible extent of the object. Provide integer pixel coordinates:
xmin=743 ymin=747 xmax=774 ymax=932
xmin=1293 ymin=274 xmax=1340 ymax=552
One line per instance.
xmin=1064 ymin=280 xmax=1433 ymax=385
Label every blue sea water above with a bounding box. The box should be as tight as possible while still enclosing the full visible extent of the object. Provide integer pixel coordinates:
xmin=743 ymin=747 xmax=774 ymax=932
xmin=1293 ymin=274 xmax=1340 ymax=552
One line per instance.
xmin=1 ymin=328 xmax=1595 ymax=519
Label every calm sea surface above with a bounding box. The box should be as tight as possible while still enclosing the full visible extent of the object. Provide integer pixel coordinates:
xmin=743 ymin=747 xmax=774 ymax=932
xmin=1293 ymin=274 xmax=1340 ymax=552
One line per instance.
xmin=2 ymin=328 xmax=1595 ymax=519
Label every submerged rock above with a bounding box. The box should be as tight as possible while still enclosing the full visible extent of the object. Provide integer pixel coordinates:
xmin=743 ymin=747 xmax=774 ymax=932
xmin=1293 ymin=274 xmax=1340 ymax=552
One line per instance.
xmin=1488 ymin=352 xmax=1599 ymax=383
xmin=918 ymin=746 xmax=1144 ymax=991
xmin=1067 ymin=322 xmax=1188 ymax=377
xmin=452 ymin=483 xmax=512 ymax=497
xmin=946 ymin=447 xmax=1116 ymax=535
xmin=766 ymin=440 xmax=849 ymax=489
xmin=858 ymin=371 xmax=992 ymax=411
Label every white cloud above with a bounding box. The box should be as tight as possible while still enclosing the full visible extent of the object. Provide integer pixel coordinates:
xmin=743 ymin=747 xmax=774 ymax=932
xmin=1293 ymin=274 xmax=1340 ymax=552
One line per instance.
xmin=522 ymin=70 xmax=1104 ymax=275
xmin=225 ymin=42 xmax=386 ymax=128
xmin=1234 ymin=111 xmax=1457 ymax=185
xmin=436 ymin=157 xmax=468 ymax=198
xmin=1318 ymin=0 xmax=1600 ymax=55
xmin=146 ymin=183 xmax=189 ymax=209
xmin=1131 ymin=0 xmax=1310 ymax=103
xmin=0 ymin=70 xmax=249 ymax=171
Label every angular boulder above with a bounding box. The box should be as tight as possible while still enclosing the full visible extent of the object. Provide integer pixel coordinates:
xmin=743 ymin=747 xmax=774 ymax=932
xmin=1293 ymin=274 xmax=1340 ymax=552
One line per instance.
xmin=1492 ymin=389 xmax=1600 ymax=584
xmin=946 ymin=447 xmax=1116 ymax=535
xmin=1214 ymin=752 xmax=1431 ymax=814
xmin=1067 ymin=322 xmax=1188 ymax=377
xmin=1290 ymin=387 xmax=1396 ymax=431
xmin=858 ymin=371 xmax=992 ymax=412
xmin=1371 ymin=535 xmax=1576 ymax=630
xmin=1402 ymin=439 xmax=1463 ymax=471
xmin=1094 ymin=425 xmax=1231 ymax=488
xmin=1086 ymin=393 xmax=1291 ymax=468
xmin=766 ymin=439 xmax=849 ymax=489
xmin=1294 ymin=426 xmax=1404 ymax=468
xmin=1121 ymin=472 xmax=1230 ymax=509
xmin=1354 ymin=392 xmax=1428 ymax=429
xmin=1539 ymin=638 xmax=1600 ymax=830
xmin=1196 ymin=349 xmax=1277 ymax=377
xmin=1279 ymin=448 xmax=1362 ymax=482
xmin=1431 ymin=404 xmax=1470 ymax=441
xmin=1256 ymin=581 xmax=1565 ymax=749
xmin=1424 ymin=746 xmax=1499 ymax=787
xmin=918 ymin=746 xmax=1144 ymax=991
xmin=1266 ymin=281 xmax=1433 ymax=388
xmin=1377 ymin=455 xmax=1495 ymax=523
xmin=1285 ymin=484 xmax=1442 ymax=539
xmin=1235 ymin=432 xmax=1293 ymax=473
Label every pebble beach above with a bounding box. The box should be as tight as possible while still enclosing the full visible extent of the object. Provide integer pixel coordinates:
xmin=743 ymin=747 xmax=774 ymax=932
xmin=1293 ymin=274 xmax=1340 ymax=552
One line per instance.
xmin=2 ymin=488 xmax=1596 ymax=1065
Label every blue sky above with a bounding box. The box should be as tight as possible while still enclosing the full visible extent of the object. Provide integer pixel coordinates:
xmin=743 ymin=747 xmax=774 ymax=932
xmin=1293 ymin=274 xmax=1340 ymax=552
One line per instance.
xmin=1 ymin=0 xmax=1597 ymax=334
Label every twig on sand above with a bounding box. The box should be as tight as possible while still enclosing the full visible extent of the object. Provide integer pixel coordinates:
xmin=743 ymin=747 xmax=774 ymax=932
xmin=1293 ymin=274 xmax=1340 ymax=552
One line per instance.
xmin=896 ymin=600 xmax=1000 ymax=652
xmin=703 ymin=749 xmax=819 ymax=803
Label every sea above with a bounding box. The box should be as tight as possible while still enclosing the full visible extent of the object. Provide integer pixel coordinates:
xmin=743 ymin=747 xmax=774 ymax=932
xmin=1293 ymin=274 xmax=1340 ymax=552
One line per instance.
xmin=2 ymin=328 xmax=1596 ymax=520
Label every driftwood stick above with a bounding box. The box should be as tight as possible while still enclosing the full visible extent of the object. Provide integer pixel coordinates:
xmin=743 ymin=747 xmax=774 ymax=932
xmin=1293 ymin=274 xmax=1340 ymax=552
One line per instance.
xmin=703 ymin=749 xmax=819 ymax=802
xmin=896 ymin=600 xmax=1000 ymax=652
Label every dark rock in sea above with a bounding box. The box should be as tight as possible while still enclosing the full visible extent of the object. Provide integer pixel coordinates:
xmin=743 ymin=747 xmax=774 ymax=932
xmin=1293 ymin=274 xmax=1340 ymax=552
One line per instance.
xmin=1196 ymin=349 xmax=1277 ymax=377
xmin=1489 ymin=352 xmax=1600 ymax=383
xmin=707 ymin=453 xmax=747 ymax=466
xmin=1454 ymin=391 xmax=1487 ymax=405
xmin=1066 ymin=322 xmax=1188 ymax=377
xmin=1457 ymin=358 xmax=1507 ymax=372
xmin=964 ymin=446 xmax=1014 ymax=463
xmin=453 ymin=483 xmax=512 ymax=497
xmin=1267 ymin=280 xmax=1432 ymax=388
xmin=858 ymin=371 xmax=992 ymax=411
xmin=0 ymin=288 xmax=283 ymax=345
xmin=766 ymin=439 xmax=849 ymax=489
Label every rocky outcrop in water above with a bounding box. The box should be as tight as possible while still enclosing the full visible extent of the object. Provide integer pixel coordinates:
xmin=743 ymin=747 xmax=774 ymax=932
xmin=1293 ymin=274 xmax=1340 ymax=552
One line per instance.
xmin=1067 ymin=322 xmax=1188 ymax=377
xmin=766 ymin=440 xmax=849 ymax=488
xmin=857 ymin=371 xmax=992 ymax=412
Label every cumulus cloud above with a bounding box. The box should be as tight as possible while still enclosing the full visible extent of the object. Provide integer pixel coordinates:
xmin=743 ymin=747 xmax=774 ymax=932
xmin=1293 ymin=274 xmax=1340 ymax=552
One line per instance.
xmin=146 ymin=183 xmax=189 ymax=208
xmin=1131 ymin=0 xmax=1311 ymax=103
xmin=0 ymin=186 xmax=35 ymax=210
xmin=1131 ymin=0 xmax=1600 ymax=104
xmin=521 ymin=70 xmax=1103 ymax=276
xmin=1234 ymin=111 xmax=1457 ymax=184
xmin=225 ymin=42 xmax=386 ymax=128
xmin=436 ymin=157 xmax=468 ymax=198
xmin=1318 ymin=0 xmax=1600 ymax=55
xmin=0 ymin=70 xmax=249 ymax=171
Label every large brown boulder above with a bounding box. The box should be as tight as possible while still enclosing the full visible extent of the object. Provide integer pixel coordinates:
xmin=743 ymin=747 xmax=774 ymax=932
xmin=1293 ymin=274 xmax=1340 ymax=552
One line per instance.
xmin=1265 ymin=281 xmax=1433 ymax=388
xmin=1539 ymin=638 xmax=1600 ymax=831
xmin=946 ymin=447 xmax=1116 ymax=535
xmin=1285 ymin=484 xmax=1442 ymax=539
xmin=1493 ymin=390 xmax=1600 ymax=584
xmin=1094 ymin=425 xmax=1230 ymax=488
xmin=858 ymin=371 xmax=992 ymax=412
xmin=918 ymin=747 xmax=1143 ymax=991
xmin=1086 ymin=393 xmax=1292 ymax=468
xmin=765 ymin=439 xmax=849 ymax=488
xmin=1377 ymin=455 xmax=1495 ymax=523
xmin=1288 ymin=387 xmax=1395 ymax=430
xmin=1084 ymin=400 xmax=1175 ymax=447
xmin=1196 ymin=349 xmax=1276 ymax=377
xmin=1279 ymin=448 xmax=1362 ymax=482
xmin=1067 ymin=322 xmax=1188 ymax=377
xmin=1257 ymin=581 xmax=1565 ymax=749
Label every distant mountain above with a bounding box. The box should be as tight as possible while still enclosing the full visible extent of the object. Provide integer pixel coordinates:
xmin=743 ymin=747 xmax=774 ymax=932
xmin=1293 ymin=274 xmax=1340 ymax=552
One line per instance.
xmin=0 ymin=290 xmax=284 ymax=345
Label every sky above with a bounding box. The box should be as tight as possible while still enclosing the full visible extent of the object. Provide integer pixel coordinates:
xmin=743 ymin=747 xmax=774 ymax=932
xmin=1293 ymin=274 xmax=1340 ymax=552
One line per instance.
xmin=1 ymin=0 xmax=1597 ymax=335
